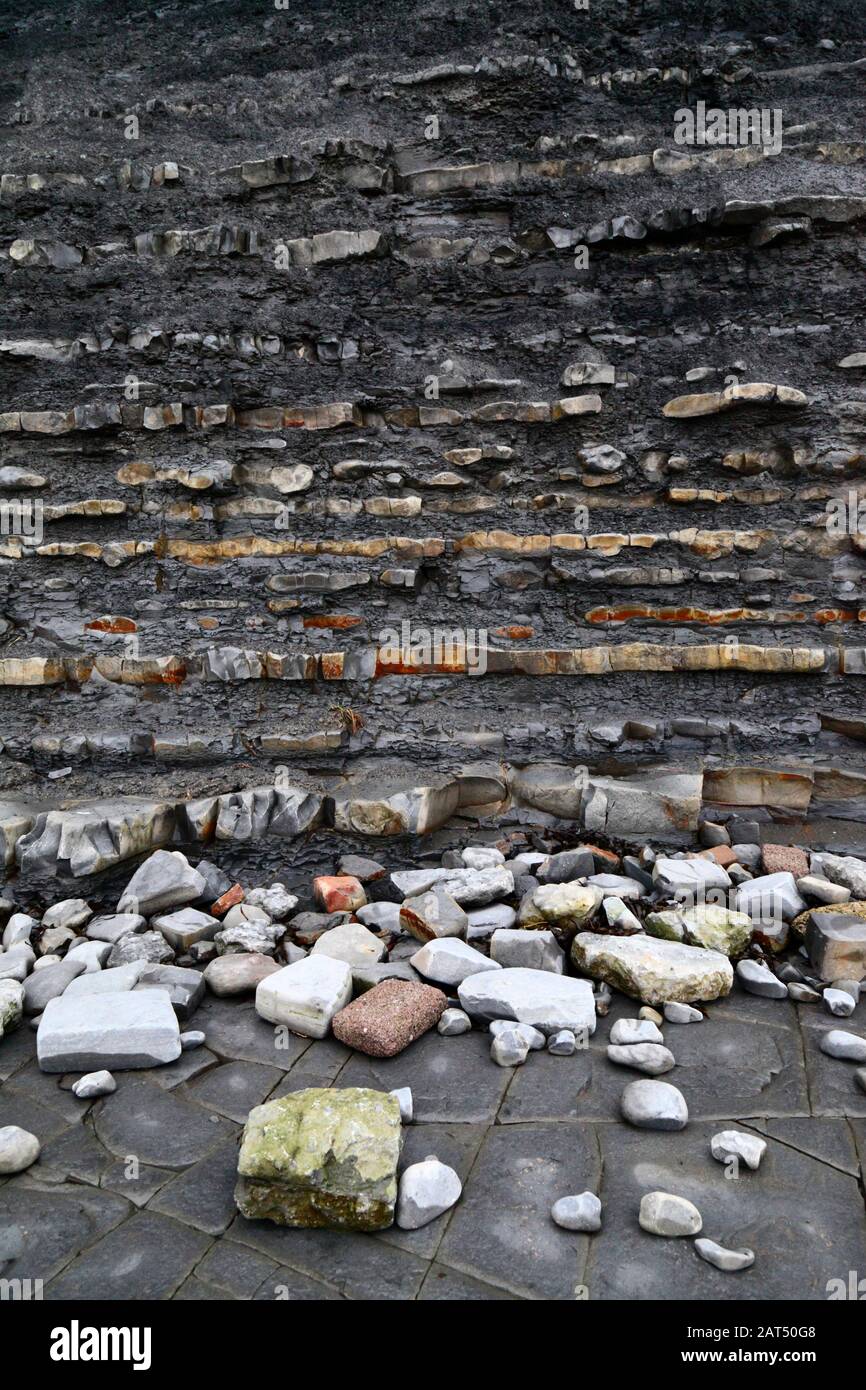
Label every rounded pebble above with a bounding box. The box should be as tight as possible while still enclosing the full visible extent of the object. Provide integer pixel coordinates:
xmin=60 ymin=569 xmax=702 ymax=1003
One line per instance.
xmin=72 ymin=1069 xmax=116 ymax=1100
xmin=0 ymin=1125 xmax=40 ymax=1174
xmin=639 ymin=1191 xmax=702 ymax=1237
xmin=621 ymin=1079 xmax=688 ymax=1130
xmin=437 ymin=1007 xmax=471 ymax=1036
xmin=551 ymin=1191 xmax=602 ymax=1232
xmin=695 ymin=1237 xmax=755 ymax=1272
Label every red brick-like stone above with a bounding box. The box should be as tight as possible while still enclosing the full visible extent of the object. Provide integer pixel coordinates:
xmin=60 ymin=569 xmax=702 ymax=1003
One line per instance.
xmin=313 ymin=875 xmax=366 ymax=913
xmin=332 ymin=980 xmax=447 ymax=1057
xmin=211 ymin=883 xmax=244 ymax=916
xmin=761 ymin=844 xmax=809 ymax=877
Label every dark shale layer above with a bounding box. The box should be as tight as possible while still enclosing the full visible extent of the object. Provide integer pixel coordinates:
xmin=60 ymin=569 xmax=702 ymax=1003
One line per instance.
xmin=2 ymin=0 xmax=866 ymax=887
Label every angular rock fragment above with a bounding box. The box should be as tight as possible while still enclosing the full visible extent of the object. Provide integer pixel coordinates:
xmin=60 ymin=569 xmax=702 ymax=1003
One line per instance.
xmin=37 ymin=989 xmax=181 ymax=1071
xmin=458 ymin=967 xmax=596 ymax=1036
xmin=235 ymin=1088 xmax=402 ymax=1230
xmin=572 ymin=932 xmax=733 ymax=1004
xmin=255 ymin=956 xmax=353 ymax=1038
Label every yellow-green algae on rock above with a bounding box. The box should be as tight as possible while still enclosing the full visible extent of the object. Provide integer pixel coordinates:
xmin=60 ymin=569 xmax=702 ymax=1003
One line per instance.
xmin=235 ymin=1087 xmax=402 ymax=1231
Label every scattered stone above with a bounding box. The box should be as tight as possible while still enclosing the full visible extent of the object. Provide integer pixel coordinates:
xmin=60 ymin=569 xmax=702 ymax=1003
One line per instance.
xmin=461 ymin=846 xmax=505 ymax=870
xmin=610 ymin=1018 xmax=664 ymax=1046
xmin=573 ymin=932 xmax=733 ymax=1004
xmin=390 ymin=1086 xmax=413 ymax=1123
xmin=204 ymin=952 xmax=280 ymax=996
xmin=815 ymin=853 xmax=866 ymax=899
xmin=72 ymin=1070 xmax=116 ymax=1099
xmin=663 ymin=1002 xmax=703 ymax=1023
xmin=37 ymin=989 xmax=181 ymax=1071
xmin=694 ymin=1238 xmax=755 ymax=1272
xmin=548 ymin=1028 xmax=576 ymax=1055
xmin=489 ymin=927 xmax=564 ymax=972
xmin=64 ymin=962 xmax=147 ymax=999
xmin=310 ymin=922 xmax=387 ymax=968
xmin=710 ymin=1130 xmax=766 ymax=1170
xmin=438 ymin=1007 xmax=472 ymax=1036
xmin=396 ymin=1157 xmax=462 ymax=1229
xmin=820 ymin=1029 xmax=866 ymax=1062
xmin=86 ymin=913 xmax=146 ymax=944
xmin=255 ymin=956 xmax=353 ymax=1038
xmin=551 ymin=1191 xmax=602 ymax=1231
xmin=351 ymin=961 xmax=418 ymax=993
xmin=465 ymin=903 xmax=517 ymax=940
xmin=0 ymin=978 xmax=24 ymax=1037
xmin=235 ymin=1088 xmax=402 ymax=1231
xmin=762 ymin=845 xmax=809 ymax=878
xmin=245 ymin=884 xmax=299 ymax=920
xmin=118 ymin=850 xmax=206 ymax=916
xmin=180 ymin=1030 xmax=206 ymax=1050
xmin=490 ymin=1025 xmax=531 ymax=1067
xmin=410 ymin=937 xmax=501 ymax=986
xmin=356 ymin=901 xmax=403 ymax=933
xmin=107 ymin=930 xmax=174 ymax=969
xmin=796 ymin=875 xmax=850 ymax=906
xmin=67 ymin=939 xmax=111 ymax=972
xmin=639 ymin=1191 xmax=702 ymax=1236
xmin=536 ymin=848 xmax=595 ymax=882
xmin=789 ymin=982 xmax=822 ymax=1003
xmin=22 ymin=956 xmax=87 ymax=1015
xmin=332 ymin=979 xmax=446 ymax=1057
xmin=0 ymin=944 xmax=33 ymax=983
xmin=152 ymin=907 xmax=219 ymax=952
xmin=0 ymin=1125 xmax=40 ymax=1174
xmin=400 ymin=888 xmax=468 ymax=942
xmin=824 ymin=988 xmax=856 ymax=1017
xmin=805 ymin=911 xmax=866 ymax=982
xmin=736 ymin=959 xmax=787 ymax=999
xmin=490 ymin=1019 xmax=545 ymax=1049
xmin=653 ymin=857 xmax=731 ymax=895
xmin=621 ymin=1079 xmax=688 ymax=1130
xmin=517 ymin=881 xmax=602 ymax=934
xmin=607 ymin=1043 xmax=676 ymax=1075
xmin=458 ymin=967 xmax=596 ymax=1036
xmin=640 ymin=1006 xmax=665 ymax=1024
xmin=42 ymin=898 xmax=92 ymax=930
xmin=3 ymin=912 xmax=38 ymax=948
xmin=602 ymin=896 xmax=643 ymax=934
xmin=736 ymin=872 xmax=807 ymax=923
xmin=313 ymin=875 xmax=367 ymax=913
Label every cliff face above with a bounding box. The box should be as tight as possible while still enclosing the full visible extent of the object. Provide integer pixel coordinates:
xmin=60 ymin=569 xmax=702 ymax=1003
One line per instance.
xmin=2 ymin=0 xmax=866 ymax=886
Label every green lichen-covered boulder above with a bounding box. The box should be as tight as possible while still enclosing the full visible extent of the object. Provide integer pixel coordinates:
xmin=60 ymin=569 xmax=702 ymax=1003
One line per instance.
xmin=234 ymin=1086 xmax=402 ymax=1231
xmin=517 ymin=882 xmax=602 ymax=934
xmin=644 ymin=909 xmax=686 ymax=942
xmin=679 ymin=904 xmax=752 ymax=956
xmin=572 ymin=931 xmax=733 ymax=1005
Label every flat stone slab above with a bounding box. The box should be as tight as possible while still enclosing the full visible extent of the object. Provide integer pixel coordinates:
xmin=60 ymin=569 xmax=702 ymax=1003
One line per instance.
xmin=458 ymin=967 xmax=596 ymax=1036
xmin=572 ymin=932 xmax=734 ymax=1005
xmin=255 ymin=956 xmax=352 ymax=1039
xmin=36 ymin=989 xmax=182 ymax=1072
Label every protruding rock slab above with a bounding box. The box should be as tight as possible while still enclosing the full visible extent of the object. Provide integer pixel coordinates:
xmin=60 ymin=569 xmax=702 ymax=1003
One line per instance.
xmin=458 ymin=967 xmax=596 ymax=1036
xmin=234 ymin=1087 xmax=402 ymax=1231
xmin=36 ymin=989 xmax=181 ymax=1072
xmin=572 ymin=932 xmax=733 ymax=1005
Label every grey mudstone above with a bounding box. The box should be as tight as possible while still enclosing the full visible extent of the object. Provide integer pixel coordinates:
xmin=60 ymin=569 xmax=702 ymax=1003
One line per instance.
xmin=134 ymin=963 xmax=205 ymax=1020
xmin=489 ymin=928 xmax=564 ymax=973
xmin=490 ymin=1026 xmax=530 ymax=1067
xmin=0 ymin=1124 xmax=41 ymax=1174
xmin=396 ymin=1157 xmax=462 ymax=1229
xmin=824 ymin=988 xmax=856 ymax=1017
xmin=458 ymin=967 xmax=596 ymax=1036
xmin=639 ymin=1191 xmax=702 ymax=1236
xmin=736 ymin=959 xmax=787 ymax=999
xmin=310 ymin=922 xmax=387 ymax=968
xmin=820 ymin=1029 xmax=866 ymax=1062
xmin=551 ymin=1191 xmax=602 ymax=1231
xmin=0 ymin=978 xmax=25 ymax=1036
xmin=621 ymin=1079 xmax=688 ymax=1130
xmin=86 ymin=913 xmax=146 ymax=943
xmin=3 ymin=912 xmax=39 ymax=948
xmin=735 ymin=872 xmax=806 ymax=923
xmin=23 ymin=956 xmax=87 ymax=1015
xmin=410 ymin=938 xmax=500 ymax=986
xmin=108 ymin=929 xmax=175 ymax=968
xmin=664 ymin=1002 xmax=703 ymax=1023
xmin=607 ymin=1043 xmax=676 ymax=1076
xmin=610 ymin=1018 xmax=664 ymax=1046
xmin=710 ymin=1129 xmax=766 ymax=1170
xmin=536 ymin=848 xmax=595 ymax=883
xmin=118 ymin=850 xmax=206 ymax=916
xmin=203 ymin=955 xmax=280 ymax=1001
xmin=152 ymin=907 xmax=219 ymax=952
xmin=694 ymin=1237 xmax=755 ymax=1272
xmin=548 ymin=1029 xmax=576 ymax=1055
xmin=36 ymin=989 xmax=182 ymax=1071
xmin=72 ymin=1070 xmax=116 ymax=1099
xmin=438 ymin=1007 xmax=472 ymax=1036
xmin=42 ymin=898 xmax=92 ymax=930
xmin=465 ymin=903 xmax=517 ymax=941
